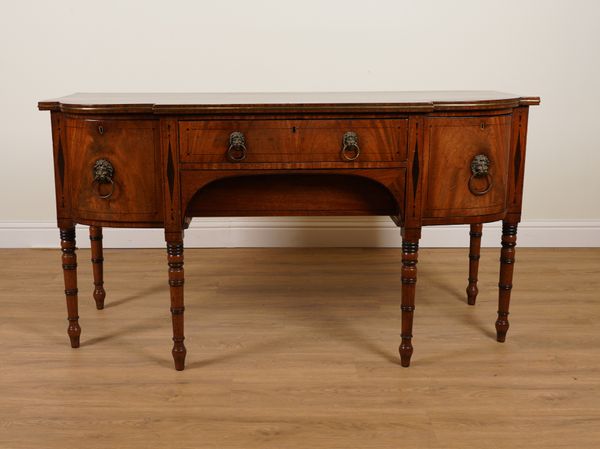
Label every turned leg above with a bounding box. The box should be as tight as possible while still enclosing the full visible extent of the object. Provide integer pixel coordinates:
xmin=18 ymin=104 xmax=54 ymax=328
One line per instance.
xmin=60 ymin=227 xmax=81 ymax=348
xmin=89 ymin=226 xmax=106 ymax=310
xmin=399 ymin=232 xmax=420 ymax=367
xmin=466 ymin=223 xmax=483 ymax=305
xmin=496 ymin=221 xmax=518 ymax=342
xmin=167 ymin=240 xmax=186 ymax=370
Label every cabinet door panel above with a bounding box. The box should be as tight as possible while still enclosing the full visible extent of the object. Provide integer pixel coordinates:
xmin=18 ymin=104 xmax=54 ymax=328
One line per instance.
xmin=65 ymin=118 xmax=163 ymax=224
xmin=424 ymin=115 xmax=512 ymax=218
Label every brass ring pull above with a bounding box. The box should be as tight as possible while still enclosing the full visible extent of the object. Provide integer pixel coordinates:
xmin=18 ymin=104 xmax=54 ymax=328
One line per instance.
xmin=93 ymin=178 xmax=115 ymax=199
xmin=468 ymin=173 xmax=493 ymax=196
xmin=92 ymin=159 xmax=115 ymax=199
xmin=468 ymin=154 xmax=493 ymax=196
xmin=341 ymin=131 xmax=360 ymax=161
xmin=227 ymin=131 xmax=247 ymax=162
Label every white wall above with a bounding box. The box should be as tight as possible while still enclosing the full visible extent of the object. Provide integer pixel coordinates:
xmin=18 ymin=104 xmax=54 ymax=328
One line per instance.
xmin=1 ymin=0 xmax=599 ymax=247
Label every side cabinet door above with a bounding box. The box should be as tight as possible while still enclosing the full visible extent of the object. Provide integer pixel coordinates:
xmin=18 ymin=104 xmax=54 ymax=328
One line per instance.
xmin=65 ymin=118 xmax=163 ymax=224
xmin=424 ymin=115 xmax=512 ymax=219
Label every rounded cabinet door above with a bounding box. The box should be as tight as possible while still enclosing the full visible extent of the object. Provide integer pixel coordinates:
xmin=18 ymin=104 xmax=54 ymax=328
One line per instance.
xmin=64 ymin=118 xmax=163 ymax=225
xmin=423 ymin=115 xmax=512 ymax=219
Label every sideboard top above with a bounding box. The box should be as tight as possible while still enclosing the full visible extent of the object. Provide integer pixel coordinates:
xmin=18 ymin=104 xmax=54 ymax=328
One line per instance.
xmin=38 ymin=91 xmax=540 ymax=114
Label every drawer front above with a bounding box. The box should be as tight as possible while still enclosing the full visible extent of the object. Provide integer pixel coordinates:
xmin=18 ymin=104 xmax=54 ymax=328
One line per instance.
xmin=424 ymin=115 xmax=512 ymax=218
xmin=179 ymin=119 xmax=408 ymax=163
xmin=65 ymin=118 xmax=163 ymax=223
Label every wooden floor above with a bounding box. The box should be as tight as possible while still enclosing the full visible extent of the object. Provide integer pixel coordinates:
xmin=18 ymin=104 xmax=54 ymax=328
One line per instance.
xmin=1 ymin=247 xmax=599 ymax=449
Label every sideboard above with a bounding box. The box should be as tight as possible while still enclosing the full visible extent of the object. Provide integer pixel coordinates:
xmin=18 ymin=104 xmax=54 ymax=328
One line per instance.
xmin=38 ymin=92 xmax=539 ymax=370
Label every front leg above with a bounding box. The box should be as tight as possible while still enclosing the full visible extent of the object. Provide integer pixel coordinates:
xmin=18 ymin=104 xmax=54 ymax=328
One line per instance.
xmin=496 ymin=221 xmax=518 ymax=342
xmin=166 ymin=239 xmax=186 ymax=370
xmin=399 ymin=228 xmax=421 ymax=367
xmin=60 ymin=226 xmax=81 ymax=348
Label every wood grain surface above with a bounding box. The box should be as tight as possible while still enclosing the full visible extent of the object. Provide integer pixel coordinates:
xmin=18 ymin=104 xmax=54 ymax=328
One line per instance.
xmin=179 ymin=119 xmax=408 ymax=163
xmin=1 ymin=247 xmax=598 ymax=449
xmin=65 ymin=118 xmax=163 ymax=224
xmin=38 ymin=91 xmax=540 ymax=114
xmin=423 ymin=115 xmax=512 ymax=218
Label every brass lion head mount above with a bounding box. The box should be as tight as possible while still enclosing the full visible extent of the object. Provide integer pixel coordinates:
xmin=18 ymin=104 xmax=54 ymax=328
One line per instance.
xmin=470 ymin=154 xmax=490 ymax=177
xmin=93 ymin=159 xmax=114 ymax=184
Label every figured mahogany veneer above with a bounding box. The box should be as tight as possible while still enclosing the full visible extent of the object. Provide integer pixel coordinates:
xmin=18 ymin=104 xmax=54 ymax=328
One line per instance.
xmin=424 ymin=115 xmax=512 ymax=218
xmin=39 ymin=91 xmax=539 ymax=370
xmin=180 ymin=119 xmax=408 ymax=163
xmin=65 ymin=118 xmax=163 ymax=226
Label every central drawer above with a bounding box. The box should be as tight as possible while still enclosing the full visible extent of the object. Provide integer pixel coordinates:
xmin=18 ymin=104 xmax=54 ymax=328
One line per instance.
xmin=179 ymin=119 xmax=408 ymax=163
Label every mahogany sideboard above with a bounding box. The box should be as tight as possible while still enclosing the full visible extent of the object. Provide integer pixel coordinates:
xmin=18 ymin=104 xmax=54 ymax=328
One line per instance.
xmin=38 ymin=92 xmax=539 ymax=370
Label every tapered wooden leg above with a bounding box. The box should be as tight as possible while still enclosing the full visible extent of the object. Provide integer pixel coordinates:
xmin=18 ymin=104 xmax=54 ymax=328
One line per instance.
xmin=89 ymin=226 xmax=106 ymax=310
xmin=60 ymin=227 xmax=81 ymax=348
xmin=466 ymin=223 xmax=483 ymax=305
xmin=496 ymin=221 xmax=518 ymax=342
xmin=399 ymin=232 xmax=420 ymax=367
xmin=167 ymin=240 xmax=186 ymax=370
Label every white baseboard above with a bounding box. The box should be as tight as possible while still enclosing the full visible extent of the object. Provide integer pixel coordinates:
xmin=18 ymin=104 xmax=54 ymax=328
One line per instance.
xmin=0 ymin=218 xmax=599 ymax=248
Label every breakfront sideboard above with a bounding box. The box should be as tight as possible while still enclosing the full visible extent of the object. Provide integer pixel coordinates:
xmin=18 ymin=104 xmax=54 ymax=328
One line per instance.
xmin=38 ymin=92 xmax=539 ymax=370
